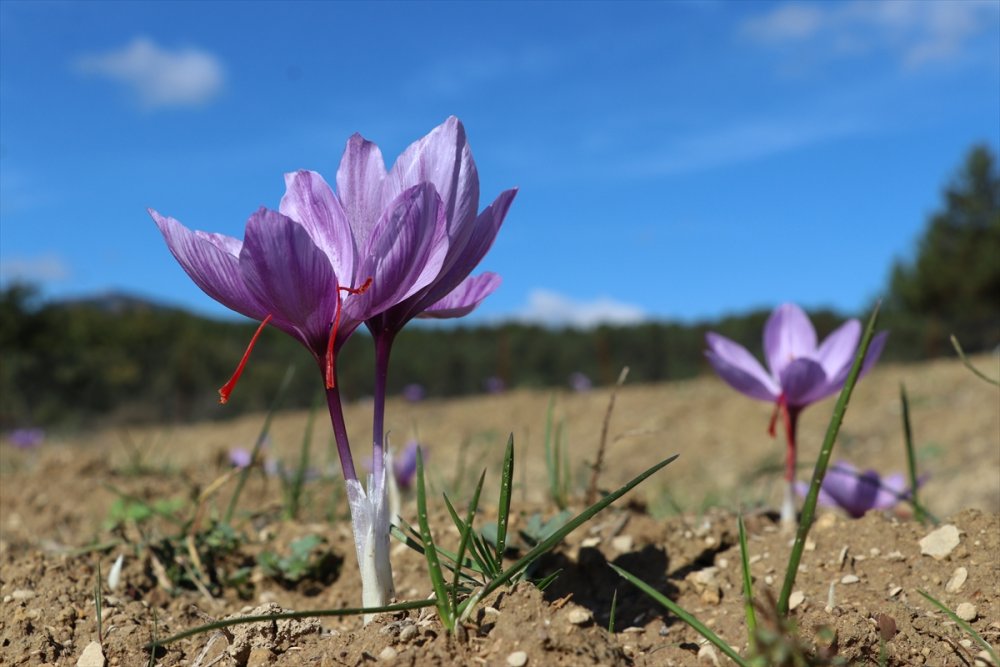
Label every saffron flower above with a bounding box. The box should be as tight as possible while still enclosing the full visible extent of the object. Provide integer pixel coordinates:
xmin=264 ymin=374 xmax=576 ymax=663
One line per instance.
xmin=7 ymin=428 xmax=44 ymax=449
xmin=794 ymin=461 xmax=920 ymax=518
xmin=705 ymin=303 xmax=888 ymax=524
xmin=152 ymin=117 xmax=511 ymax=615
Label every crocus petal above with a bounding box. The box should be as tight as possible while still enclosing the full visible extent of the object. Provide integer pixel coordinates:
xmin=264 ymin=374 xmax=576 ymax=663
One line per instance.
xmin=872 ymin=473 xmax=909 ymax=510
xmin=420 ymin=272 xmax=501 ymax=319
xmin=279 ymin=170 xmax=357 ymax=280
xmin=238 ymin=207 xmax=342 ymax=353
xmin=353 ymin=183 xmax=448 ymax=319
xmin=794 ymin=480 xmax=839 ymax=509
xmin=779 ymin=357 xmax=828 ymax=407
xmin=384 ymin=116 xmax=480 ymax=237
xmin=764 ymin=303 xmax=818 ymax=377
xmin=704 ymin=332 xmax=780 ymax=401
xmin=823 ymin=330 xmax=890 ymax=394
xmin=336 ymin=134 xmax=388 ymax=248
xmin=150 ymin=209 xmax=268 ymax=322
xmin=814 ymin=319 xmax=861 ymax=378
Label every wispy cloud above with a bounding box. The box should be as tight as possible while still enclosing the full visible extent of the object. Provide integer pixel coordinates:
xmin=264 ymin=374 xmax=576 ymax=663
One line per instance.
xmin=0 ymin=254 xmax=71 ymax=284
xmin=406 ymin=46 xmax=559 ymax=98
xmin=514 ymin=289 xmax=646 ymax=328
xmin=76 ymin=37 xmax=225 ymax=109
xmin=742 ymin=0 xmax=999 ymax=68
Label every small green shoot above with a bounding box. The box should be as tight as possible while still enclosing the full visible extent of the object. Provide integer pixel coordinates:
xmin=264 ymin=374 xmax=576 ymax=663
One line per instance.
xmin=543 ymin=397 xmax=570 ymax=509
xmin=899 ymin=383 xmax=935 ymax=524
xmin=224 ymin=364 xmax=295 ymax=525
xmin=258 ymin=534 xmax=339 ymax=586
xmin=284 ymin=397 xmax=319 ymax=520
xmin=610 ymin=563 xmax=750 ymax=667
xmin=495 ymin=435 xmax=514 ymax=572
xmin=737 ymin=514 xmax=757 ymax=654
xmin=778 ymin=303 xmax=880 ymax=617
xmin=950 ymin=334 xmax=999 ymax=386
xmin=608 ymin=587 xmax=618 ymax=634
xmin=918 ymin=589 xmax=998 ymax=665
xmin=416 ymin=447 xmax=454 ymax=630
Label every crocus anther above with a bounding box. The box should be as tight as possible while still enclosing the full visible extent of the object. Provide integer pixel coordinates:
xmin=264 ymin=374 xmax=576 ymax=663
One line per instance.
xmin=219 ymin=314 xmax=273 ymax=404
xmin=325 ymin=277 xmax=373 ymax=389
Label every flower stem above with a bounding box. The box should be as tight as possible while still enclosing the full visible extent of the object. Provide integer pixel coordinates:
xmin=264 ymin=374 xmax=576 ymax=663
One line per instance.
xmin=781 ymin=403 xmax=801 ymax=527
xmin=372 ymin=331 xmax=395 ymax=482
xmin=324 ymin=382 xmax=357 ymax=483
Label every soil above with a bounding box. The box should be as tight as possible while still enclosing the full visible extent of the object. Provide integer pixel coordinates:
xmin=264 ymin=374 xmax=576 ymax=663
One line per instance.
xmin=1 ymin=354 xmax=998 ymax=666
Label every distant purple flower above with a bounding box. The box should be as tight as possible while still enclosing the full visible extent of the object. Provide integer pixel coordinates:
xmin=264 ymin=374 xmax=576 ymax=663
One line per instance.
xmin=484 ymin=376 xmax=506 ymax=394
xmin=393 ymin=441 xmax=421 ymax=490
xmin=795 ymin=461 xmax=921 ymax=518
xmin=402 ymin=383 xmax=426 ymax=402
xmin=228 ymin=447 xmax=253 ymax=469
xmin=569 ymin=372 xmax=593 ymax=393
xmin=705 ymin=303 xmax=888 ymax=523
xmin=8 ymin=428 xmax=44 ymax=449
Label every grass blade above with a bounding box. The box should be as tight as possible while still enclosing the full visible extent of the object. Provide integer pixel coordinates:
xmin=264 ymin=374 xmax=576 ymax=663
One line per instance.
xmin=777 ymin=303 xmax=880 ymax=616
xmin=950 ymin=335 xmax=1000 ymax=386
xmin=610 ymin=563 xmax=750 ymax=667
xmin=495 ymin=435 xmax=514 ymax=573
xmin=452 ymin=470 xmax=486 ymax=610
xmin=287 ymin=396 xmax=319 ymax=520
xmin=608 ymin=587 xmax=618 ymax=634
xmin=458 ymin=453 xmax=679 ymax=616
xmin=224 ymin=365 xmax=296 ymax=525
xmin=147 ymin=599 xmax=436 ymax=649
xmin=899 ymin=383 xmax=928 ymax=524
xmin=416 ymin=448 xmax=453 ymax=630
xmin=918 ymin=589 xmax=998 ymax=665
xmin=543 ymin=396 xmax=558 ymax=505
xmin=737 ymin=514 xmax=757 ymax=654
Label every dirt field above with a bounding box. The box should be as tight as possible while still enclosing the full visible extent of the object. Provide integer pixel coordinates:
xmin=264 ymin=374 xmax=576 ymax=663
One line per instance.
xmin=1 ymin=354 xmax=997 ymax=666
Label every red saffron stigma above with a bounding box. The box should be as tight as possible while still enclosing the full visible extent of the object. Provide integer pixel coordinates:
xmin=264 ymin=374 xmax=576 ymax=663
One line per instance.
xmin=325 ymin=278 xmax=373 ymax=389
xmin=218 ymin=314 xmax=273 ymax=404
xmin=767 ymin=393 xmax=786 ymax=438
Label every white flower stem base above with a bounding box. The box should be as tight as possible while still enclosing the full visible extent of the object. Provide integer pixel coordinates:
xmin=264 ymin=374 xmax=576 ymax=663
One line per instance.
xmin=345 ymin=449 xmax=395 ymax=623
xmin=780 ymin=480 xmax=797 ymax=529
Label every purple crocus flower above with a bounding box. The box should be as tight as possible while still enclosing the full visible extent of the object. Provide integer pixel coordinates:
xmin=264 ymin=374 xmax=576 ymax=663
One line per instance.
xmin=228 ymin=447 xmax=253 ymax=469
xmin=794 ymin=461 xmax=920 ymax=518
xmin=8 ymin=428 xmax=44 ymax=449
xmin=569 ymin=372 xmax=593 ymax=393
xmin=705 ymin=303 xmax=888 ymax=524
xmin=392 ymin=440 xmax=421 ymax=490
xmin=334 ymin=118 xmax=516 ymax=489
xmin=402 ymin=383 xmax=426 ymax=402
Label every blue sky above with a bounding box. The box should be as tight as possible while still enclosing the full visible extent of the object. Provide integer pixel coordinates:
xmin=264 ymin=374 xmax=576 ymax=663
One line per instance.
xmin=1 ymin=0 xmax=998 ymax=327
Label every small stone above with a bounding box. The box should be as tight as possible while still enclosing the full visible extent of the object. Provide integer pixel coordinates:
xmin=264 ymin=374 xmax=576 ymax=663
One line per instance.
xmin=946 ymin=567 xmax=969 ymax=593
xmin=379 ymin=647 xmax=397 ymax=661
xmin=804 ymin=539 xmax=816 ymax=552
xmin=76 ymin=641 xmax=105 ymax=667
xmin=764 ymin=575 xmax=774 ymax=585
xmin=975 ymin=649 xmax=997 ymax=666
xmin=11 ymin=589 xmax=35 ymax=601
xmin=580 ymin=536 xmax=601 ymax=548
xmin=888 ymin=586 xmax=903 ymax=597
xmin=611 ymin=535 xmax=634 ymax=553
xmin=956 ymin=603 xmax=978 ymax=622
xmin=717 ymin=557 xmax=729 ymax=569
xmin=697 ymin=644 xmax=721 ymax=666
xmin=841 ymin=574 xmax=860 ymax=585
xmin=815 ymin=513 xmax=837 ymax=530
xmin=567 ymin=608 xmax=592 ymax=625
xmin=506 ymin=650 xmax=528 ymax=667
xmin=920 ymin=525 xmax=961 ymax=560
xmin=789 ymin=590 xmax=805 ymax=611
xmin=399 ymin=624 xmax=418 ymax=642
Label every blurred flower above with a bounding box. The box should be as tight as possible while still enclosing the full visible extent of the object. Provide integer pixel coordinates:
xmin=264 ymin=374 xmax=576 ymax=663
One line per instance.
xmin=228 ymin=447 xmax=253 ymax=469
xmin=402 ymin=383 xmax=426 ymax=402
xmin=705 ymin=303 xmax=888 ymax=524
xmin=392 ymin=441 xmax=421 ymax=490
xmin=795 ymin=461 xmax=922 ymax=518
xmin=8 ymin=428 xmax=44 ymax=449
xmin=484 ymin=376 xmax=506 ymax=394
xmin=569 ymin=372 xmax=593 ymax=392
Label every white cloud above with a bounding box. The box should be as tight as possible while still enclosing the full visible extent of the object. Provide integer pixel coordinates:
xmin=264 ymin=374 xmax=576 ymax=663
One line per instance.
xmin=0 ymin=254 xmax=71 ymax=283
xmin=741 ymin=0 xmax=999 ymax=68
xmin=515 ymin=289 xmax=646 ymax=328
xmin=76 ymin=37 xmax=225 ymax=109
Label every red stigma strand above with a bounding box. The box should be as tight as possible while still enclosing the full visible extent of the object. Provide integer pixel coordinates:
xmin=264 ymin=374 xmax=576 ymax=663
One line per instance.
xmin=219 ymin=314 xmax=273 ymax=404
xmin=325 ymin=278 xmax=373 ymax=389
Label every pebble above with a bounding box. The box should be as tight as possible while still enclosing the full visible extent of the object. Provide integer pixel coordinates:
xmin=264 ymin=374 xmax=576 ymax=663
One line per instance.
xmin=11 ymin=589 xmax=35 ymax=601
xmin=789 ymin=591 xmax=805 ymax=611
xmin=399 ymin=624 xmax=418 ymax=642
xmin=76 ymin=641 xmax=104 ymax=667
xmin=955 ymin=603 xmax=978 ymax=622
xmin=888 ymin=586 xmax=903 ymax=597
xmin=920 ymin=524 xmax=961 ymax=560
xmin=975 ymin=649 xmax=997 ymax=666
xmin=841 ymin=575 xmax=860 ymax=585
xmin=697 ymin=644 xmax=721 ymax=666
xmin=611 ymin=535 xmax=634 ymax=553
xmin=506 ymin=650 xmax=528 ymax=666
xmin=946 ymin=567 xmax=969 ymax=593
xmin=580 ymin=537 xmax=601 ymax=548
xmin=379 ymin=647 xmax=397 ymax=661
xmin=567 ymin=608 xmax=592 ymax=625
